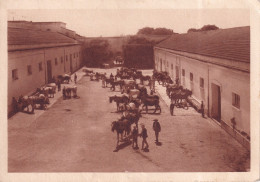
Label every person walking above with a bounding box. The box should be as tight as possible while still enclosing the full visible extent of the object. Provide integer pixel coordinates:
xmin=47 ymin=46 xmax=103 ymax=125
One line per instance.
xmin=132 ymin=126 xmax=139 ymax=149
xmin=57 ymin=80 xmax=61 ymax=92
xmin=170 ymin=100 xmax=175 ymax=116
xmin=62 ymin=86 xmax=66 ymax=99
xmin=74 ymin=73 xmax=77 ymax=84
xmin=140 ymin=124 xmax=149 ymax=151
xmin=153 ymin=119 xmax=161 ymax=143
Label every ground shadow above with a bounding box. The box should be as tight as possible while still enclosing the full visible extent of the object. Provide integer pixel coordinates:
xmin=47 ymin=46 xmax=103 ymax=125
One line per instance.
xmin=113 ymin=140 xmax=132 ymax=152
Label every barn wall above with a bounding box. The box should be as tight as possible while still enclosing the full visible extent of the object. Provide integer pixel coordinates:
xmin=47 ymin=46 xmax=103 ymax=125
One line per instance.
xmin=154 ymin=47 xmax=250 ymax=135
xmin=8 ymin=44 xmax=83 ymax=116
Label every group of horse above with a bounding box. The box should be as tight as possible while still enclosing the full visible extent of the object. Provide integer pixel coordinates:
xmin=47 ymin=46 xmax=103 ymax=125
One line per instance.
xmin=12 ymin=72 xmax=78 ymax=114
xmin=153 ymin=70 xmax=193 ymax=109
xmin=83 ymin=67 xmax=161 ymax=150
xmin=12 ymin=83 xmax=57 ymax=114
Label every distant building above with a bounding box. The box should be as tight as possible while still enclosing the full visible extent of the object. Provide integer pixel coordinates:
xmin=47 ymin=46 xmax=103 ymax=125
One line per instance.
xmin=8 ymin=21 xmax=84 ymax=116
xmin=154 ymin=26 xmax=250 ymax=136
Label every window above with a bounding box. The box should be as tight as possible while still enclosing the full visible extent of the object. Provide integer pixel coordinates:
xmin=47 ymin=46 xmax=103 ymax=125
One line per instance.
xmin=200 ymin=77 xmax=204 ymax=88
xmin=171 ymin=64 xmax=173 ymax=69
xmin=66 ymin=55 xmax=68 ymax=62
xmin=167 ymin=61 xmax=168 ymax=67
xmin=39 ymin=62 xmax=43 ymax=71
xmin=74 ymin=53 xmax=75 ymax=58
xmin=77 ymin=52 xmax=79 ymax=57
xmin=27 ymin=65 xmax=32 ymax=75
xmin=182 ymin=69 xmax=185 ymax=76
xmin=232 ymin=93 xmax=240 ymax=109
xmin=55 ymin=58 xmax=58 ymax=65
xmin=190 ymin=73 xmax=193 ymax=81
xmin=61 ymin=56 xmax=63 ymax=63
xmin=12 ymin=69 xmax=18 ymax=80
xmin=70 ymin=54 xmax=72 ymax=60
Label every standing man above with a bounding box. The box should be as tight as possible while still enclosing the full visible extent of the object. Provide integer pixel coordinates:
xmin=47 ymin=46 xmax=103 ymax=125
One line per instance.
xmin=57 ymin=79 xmax=61 ymax=92
xmin=153 ymin=119 xmax=161 ymax=143
xmin=170 ymin=100 xmax=175 ymax=116
xmin=140 ymin=124 xmax=149 ymax=151
xmin=74 ymin=73 xmax=77 ymax=84
xmin=132 ymin=126 xmax=139 ymax=149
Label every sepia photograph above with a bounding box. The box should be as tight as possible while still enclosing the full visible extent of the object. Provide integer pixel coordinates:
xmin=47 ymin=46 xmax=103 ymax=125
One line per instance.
xmin=1 ymin=0 xmax=260 ymax=181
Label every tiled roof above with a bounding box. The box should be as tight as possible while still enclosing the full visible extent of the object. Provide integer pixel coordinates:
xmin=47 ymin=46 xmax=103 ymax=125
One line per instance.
xmin=155 ymin=26 xmax=250 ymax=63
xmin=8 ymin=27 xmax=77 ymax=45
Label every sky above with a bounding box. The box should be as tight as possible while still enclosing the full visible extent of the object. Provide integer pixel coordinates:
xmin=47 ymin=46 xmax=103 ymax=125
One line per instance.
xmin=7 ymin=9 xmax=249 ymax=37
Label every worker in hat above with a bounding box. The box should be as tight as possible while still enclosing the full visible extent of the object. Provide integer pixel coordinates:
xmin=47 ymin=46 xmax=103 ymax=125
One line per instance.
xmin=153 ymin=119 xmax=161 ymax=143
xmin=139 ymin=124 xmax=149 ymax=150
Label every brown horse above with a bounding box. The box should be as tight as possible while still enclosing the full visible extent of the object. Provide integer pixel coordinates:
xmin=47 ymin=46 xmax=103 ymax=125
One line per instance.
xmin=111 ymin=119 xmax=132 ymax=149
xmin=140 ymin=94 xmax=161 ymax=114
xmin=109 ymin=95 xmax=129 ymax=112
xmin=18 ymin=95 xmax=35 ymax=113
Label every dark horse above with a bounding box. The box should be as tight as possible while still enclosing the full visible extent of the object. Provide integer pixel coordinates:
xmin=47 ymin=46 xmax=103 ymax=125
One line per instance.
xmin=140 ymin=94 xmax=161 ymax=114
xmin=110 ymin=80 xmax=123 ymax=91
xmin=109 ymin=95 xmax=129 ymax=112
xmin=111 ymin=119 xmax=132 ymax=149
xmin=171 ymin=89 xmax=192 ymax=109
xmin=122 ymin=110 xmax=141 ymax=128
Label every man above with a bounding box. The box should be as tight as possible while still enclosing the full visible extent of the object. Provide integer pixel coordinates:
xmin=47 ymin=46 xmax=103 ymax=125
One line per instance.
xmin=132 ymin=126 xmax=139 ymax=149
xmin=140 ymin=124 xmax=149 ymax=150
xmin=170 ymin=100 xmax=175 ymax=116
xmin=62 ymin=86 xmax=66 ymax=99
xmin=74 ymin=73 xmax=77 ymax=84
xmin=57 ymin=80 xmax=61 ymax=91
xmin=110 ymin=73 xmax=114 ymax=80
xmin=153 ymin=119 xmax=161 ymax=143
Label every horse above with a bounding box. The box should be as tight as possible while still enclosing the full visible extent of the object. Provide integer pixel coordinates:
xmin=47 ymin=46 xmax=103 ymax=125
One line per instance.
xmin=110 ymin=80 xmax=123 ymax=91
xmin=171 ymin=89 xmax=192 ymax=109
xmin=140 ymin=94 xmax=161 ymax=114
xmin=63 ymin=86 xmax=77 ymax=99
xmin=103 ymin=78 xmax=114 ymax=87
xmin=109 ymin=95 xmax=129 ymax=112
xmin=17 ymin=95 xmax=35 ymax=113
xmin=57 ymin=74 xmax=71 ymax=84
xmin=111 ymin=118 xmax=132 ymax=149
xmin=30 ymin=94 xmax=50 ymax=110
xmin=122 ymin=108 xmax=142 ymax=128
xmin=83 ymin=68 xmax=94 ymax=76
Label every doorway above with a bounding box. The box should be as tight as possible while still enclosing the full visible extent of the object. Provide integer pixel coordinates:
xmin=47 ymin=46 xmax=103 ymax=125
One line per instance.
xmin=211 ymin=83 xmax=221 ymax=121
xmin=47 ymin=60 xmax=52 ymax=83
xmin=70 ymin=59 xmax=73 ymax=73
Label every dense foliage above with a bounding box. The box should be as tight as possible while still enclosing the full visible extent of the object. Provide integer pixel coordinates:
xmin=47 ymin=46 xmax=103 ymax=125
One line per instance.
xmin=137 ymin=27 xmax=174 ymax=35
xmin=187 ymin=25 xmax=219 ymax=33
xmin=83 ymin=38 xmax=113 ymax=67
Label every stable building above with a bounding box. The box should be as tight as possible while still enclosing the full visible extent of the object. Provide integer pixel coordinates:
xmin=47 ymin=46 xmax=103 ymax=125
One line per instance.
xmin=154 ymin=26 xmax=250 ymax=139
xmin=8 ymin=21 xmax=84 ymax=116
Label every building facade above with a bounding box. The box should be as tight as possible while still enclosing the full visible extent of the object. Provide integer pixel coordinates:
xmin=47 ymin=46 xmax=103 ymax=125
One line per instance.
xmin=154 ymin=27 xmax=250 ymax=136
xmin=8 ymin=21 xmax=84 ymax=116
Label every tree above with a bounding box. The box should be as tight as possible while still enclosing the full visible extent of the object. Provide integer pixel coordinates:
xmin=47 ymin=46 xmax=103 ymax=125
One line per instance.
xmin=187 ymin=25 xmax=219 ymax=33
xmin=187 ymin=28 xmax=199 ymax=33
xmin=200 ymin=25 xmax=219 ymax=31
xmin=127 ymin=36 xmax=153 ymax=44
xmin=137 ymin=27 xmax=155 ymax=35
xmin=83 ymin=38 xmax=113 ymax=67
xmin=153 ymin=28 xmax=173 ymax=35
xmin=137 ymin=27 xmax=174 ymax=35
